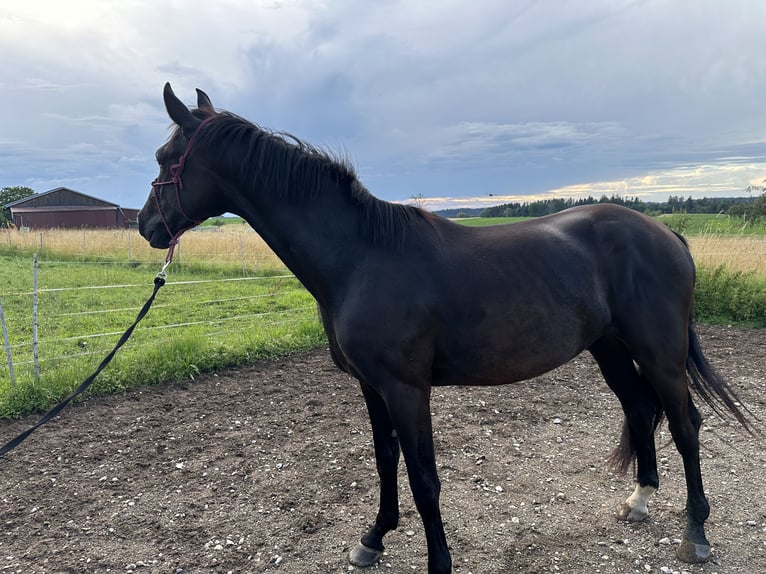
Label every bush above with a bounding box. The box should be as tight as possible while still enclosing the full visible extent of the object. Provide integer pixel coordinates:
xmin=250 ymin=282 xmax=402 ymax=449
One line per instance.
xmin=694 ymin=265 xmax=766 ymax=327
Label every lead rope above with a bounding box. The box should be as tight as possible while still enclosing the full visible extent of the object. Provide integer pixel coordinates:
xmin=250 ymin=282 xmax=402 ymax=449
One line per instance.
xmin=0 ymin=251 xmax=175 ymax=457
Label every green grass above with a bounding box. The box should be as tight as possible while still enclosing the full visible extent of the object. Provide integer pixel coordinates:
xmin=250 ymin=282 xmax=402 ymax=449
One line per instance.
xmin=455 ymin=216 xmax=533 ymax=227
xmin=459 ymin=213 xmax=766 ymax=235
xmin=694 ymin=265 xmax=766 ymax=328
xmin=658 ymin=213 xmax=766 ymax=235
xmin=0 ymin=255 xmax=324 ymax=418
xmin=201 ymin=216 xmax=248 ymax=227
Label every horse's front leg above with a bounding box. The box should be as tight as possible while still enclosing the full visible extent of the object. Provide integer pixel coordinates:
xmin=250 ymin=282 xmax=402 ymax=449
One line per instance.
xmin=349 ymin=382 xmax=402 ymax=567
xmin=350 ymin=378 xmax=451 ymax=574
xmin=383 ymin=380 xmax=451 ymax=574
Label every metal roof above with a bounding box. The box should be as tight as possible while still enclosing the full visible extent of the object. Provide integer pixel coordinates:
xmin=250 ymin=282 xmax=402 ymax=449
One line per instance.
xmin=3 ymin=187 xmax=120 ymax=209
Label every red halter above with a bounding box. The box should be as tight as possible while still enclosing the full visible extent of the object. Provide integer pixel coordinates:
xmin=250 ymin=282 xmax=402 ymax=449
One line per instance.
xmin=150 ymin=116 xmax=215 ymax=267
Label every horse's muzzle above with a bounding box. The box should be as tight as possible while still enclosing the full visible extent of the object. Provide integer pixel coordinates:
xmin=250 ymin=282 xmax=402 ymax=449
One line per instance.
xmin=137 ymin=210 xmax=171 ymax=249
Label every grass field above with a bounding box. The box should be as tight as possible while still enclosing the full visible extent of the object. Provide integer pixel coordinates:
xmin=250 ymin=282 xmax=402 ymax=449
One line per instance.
xmin=658 ymin=212 xmax=766 ymax=235
xmin=453 ymin=216 xmax=532 ymax=226
xmin=0 ymin=216 xmax=764 ymax=419
xmin=0 ymin=230 xmax=325 ymax=418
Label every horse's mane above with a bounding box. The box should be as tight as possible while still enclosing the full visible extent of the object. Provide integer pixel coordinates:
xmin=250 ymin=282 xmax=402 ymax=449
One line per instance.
xmin=175 ymin=110 xmax=431 ymax=249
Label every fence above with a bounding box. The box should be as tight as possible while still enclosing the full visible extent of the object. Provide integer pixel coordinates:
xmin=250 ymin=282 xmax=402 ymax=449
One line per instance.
xmin=0 ymin=239 xmax=322 ymax=405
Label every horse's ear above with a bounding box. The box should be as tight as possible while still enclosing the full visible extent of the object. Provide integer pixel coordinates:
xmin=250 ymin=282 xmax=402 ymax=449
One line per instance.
xmin=196 ymin=88 xmax=215 ymax=112
xmin=163 ymin=82 xmax=200 ymax=131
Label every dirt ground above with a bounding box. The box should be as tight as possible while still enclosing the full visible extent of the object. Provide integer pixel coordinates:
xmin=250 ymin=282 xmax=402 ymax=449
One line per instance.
xmin=1 ymin=325 xmax=764 ymax=574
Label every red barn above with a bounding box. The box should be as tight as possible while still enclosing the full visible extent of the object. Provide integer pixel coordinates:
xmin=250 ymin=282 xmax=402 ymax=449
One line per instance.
xmin=4 ymin=188 xmax=139 ymax=229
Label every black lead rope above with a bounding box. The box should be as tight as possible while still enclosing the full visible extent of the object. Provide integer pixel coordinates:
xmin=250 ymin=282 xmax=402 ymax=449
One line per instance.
xmin=0 ymin=272 xmax=168 ymax=457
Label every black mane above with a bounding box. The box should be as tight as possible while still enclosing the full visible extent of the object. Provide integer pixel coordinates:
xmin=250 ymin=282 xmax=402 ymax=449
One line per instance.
xmin=177 ymin=110 xmax=431 ymax=248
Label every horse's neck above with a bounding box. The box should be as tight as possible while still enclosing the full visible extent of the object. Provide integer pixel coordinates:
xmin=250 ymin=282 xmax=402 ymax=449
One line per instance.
xmin=231 ymin=183 xmax=364 ymax=306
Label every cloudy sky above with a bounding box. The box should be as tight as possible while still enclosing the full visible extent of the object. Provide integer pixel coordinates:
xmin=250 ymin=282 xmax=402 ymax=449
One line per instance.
xmin=2 ymin=0 xmax=766 ymax=211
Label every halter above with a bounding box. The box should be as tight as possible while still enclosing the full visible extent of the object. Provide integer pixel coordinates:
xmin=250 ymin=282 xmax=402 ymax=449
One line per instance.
xmin=150 ymin=116 xmax=215 ymax=269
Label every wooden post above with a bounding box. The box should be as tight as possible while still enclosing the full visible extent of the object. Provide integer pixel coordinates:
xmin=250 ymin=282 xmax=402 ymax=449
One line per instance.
xmin=0 ymin=297 xmax=15 ymax=387
xmin=33 ymin=253 xmax=40 ymax=383
xmin=239 ymin=234 xmax=246 ymax=277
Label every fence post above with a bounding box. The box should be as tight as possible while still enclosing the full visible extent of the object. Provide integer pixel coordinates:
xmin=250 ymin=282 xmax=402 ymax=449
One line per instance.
xmin=82 ymin=228 xmax=86 ymax=261
xmin=239 ymin=235 xmax=246 ymax=276
xmin=33 ymin=253 xmax=40 ymax=383
xmin=0 ymin=297 xmax=15 ymax=387
xmin=127 ymin=231 xmax=131 ymax=263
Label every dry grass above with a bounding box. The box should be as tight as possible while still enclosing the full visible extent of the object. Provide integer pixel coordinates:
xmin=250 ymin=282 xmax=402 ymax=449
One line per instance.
xmin=1 ymin=227 xmax=284 ymax=270
xmin=2 ymin=227 xmax=764 ymax=276
xmin=687 ymin=235 xmax=766 ymax=275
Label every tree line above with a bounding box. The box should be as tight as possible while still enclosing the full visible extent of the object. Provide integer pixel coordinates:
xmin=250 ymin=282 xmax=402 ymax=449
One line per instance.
xmin=476 ymin=193 xmax=761 ymax=218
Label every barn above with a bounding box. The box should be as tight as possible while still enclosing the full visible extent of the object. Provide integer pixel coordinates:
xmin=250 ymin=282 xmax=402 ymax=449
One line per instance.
xmin=3 ymin=188 xmax=139 ymax=229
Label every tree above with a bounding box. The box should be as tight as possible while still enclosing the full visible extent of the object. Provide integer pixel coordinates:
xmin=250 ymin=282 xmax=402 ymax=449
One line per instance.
xmin=751 ymin=191 xmax=766 ymax=218
xmin=409 ymin=193 xmax=425 ymax=209
xmin=1 ymin=186 xmax=36 ymax=226
xmin=727 ymin=179 xmax=766 ymax=221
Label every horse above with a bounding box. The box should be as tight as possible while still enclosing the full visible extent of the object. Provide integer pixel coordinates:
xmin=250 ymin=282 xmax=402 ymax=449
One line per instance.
xmin=138 ymin=83 xmax=752 ymax=573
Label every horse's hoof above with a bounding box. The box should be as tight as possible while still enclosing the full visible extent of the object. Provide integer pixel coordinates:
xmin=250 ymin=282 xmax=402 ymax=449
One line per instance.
xmin=617 ymin=502 xmax=648 ymax=522
xmin=349 ymin=543 xmax=383 ymax=567
xmin=676 ymin=538 xmax=712 ymax=563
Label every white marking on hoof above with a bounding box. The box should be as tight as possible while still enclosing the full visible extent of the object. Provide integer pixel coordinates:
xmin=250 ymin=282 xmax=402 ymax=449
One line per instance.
xmin=349 ymin=543 xmax=383 ymax=567
xmin=617 ymin=485 xmax=656 ymax=522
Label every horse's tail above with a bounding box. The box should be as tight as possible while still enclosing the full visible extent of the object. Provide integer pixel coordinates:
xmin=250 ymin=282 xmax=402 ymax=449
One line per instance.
xmin=675 ymin=228 xmax=755 ymax=432
xmin=608 ymin=402 xmax=664 ymax=476
xmin=610 ymin=231 xmax=756 ymax=474
xmin=609 ymin=318 xmax=756 ymax=475
xmin=686 ymin=320 xmax=756 ymax=433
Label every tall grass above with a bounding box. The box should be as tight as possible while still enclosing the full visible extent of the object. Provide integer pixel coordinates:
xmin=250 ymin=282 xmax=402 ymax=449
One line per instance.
xmin=687 ymin=235 xmax=766 ymax=275
xmin=0 ymin=227 xmax=284 ymax=273
xmin=694 ymin=265 xmax=766 ymax=327
xmin=686 ymin=231 xmax=766 ymax=326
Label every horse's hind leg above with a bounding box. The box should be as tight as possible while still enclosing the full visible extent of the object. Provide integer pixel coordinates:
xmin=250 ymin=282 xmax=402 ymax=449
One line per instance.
xmin=590 ymin=336 xmax=663 ymax=522
xmin=349 ymin=382 xmax=401 ymax=567
xmin=644 ymin=367 xmax=711 ymax=562
xmin=626 ymin=332 xmax=712 ymax=563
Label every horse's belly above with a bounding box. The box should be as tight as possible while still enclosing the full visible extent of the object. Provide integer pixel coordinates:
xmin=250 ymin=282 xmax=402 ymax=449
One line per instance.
xmin=431 ymin=320 xmax=601 ymax=387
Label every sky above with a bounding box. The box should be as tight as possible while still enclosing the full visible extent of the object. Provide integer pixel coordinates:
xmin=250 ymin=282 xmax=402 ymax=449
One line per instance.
xmin=2 ymin=0 xmax=766 ymax=212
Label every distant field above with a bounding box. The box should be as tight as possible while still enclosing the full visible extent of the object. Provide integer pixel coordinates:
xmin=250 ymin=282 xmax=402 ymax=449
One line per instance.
xmin=657 ymin=212 xmax=766 ymax=235
xmin=452 ymin=216 xmax=532 ymax=226
xmin=455 ymin=213 xmax=766 ymax=234
xmin=200 ymin=216 xmax=248 ymax=227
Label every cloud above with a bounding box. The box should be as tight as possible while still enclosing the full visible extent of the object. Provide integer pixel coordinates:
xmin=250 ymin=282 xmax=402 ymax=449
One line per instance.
xmin=2 ymin=0 xmax=766 ymax=211
xmin=423 ymin=120 xmax=627 ymax=165
xmin=417 ymin=161 xmax=766 ymax=211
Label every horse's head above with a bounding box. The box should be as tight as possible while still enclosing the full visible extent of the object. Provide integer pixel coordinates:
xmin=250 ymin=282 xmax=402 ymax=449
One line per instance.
xmin=138 ymin=83 xmax=222 ymax=248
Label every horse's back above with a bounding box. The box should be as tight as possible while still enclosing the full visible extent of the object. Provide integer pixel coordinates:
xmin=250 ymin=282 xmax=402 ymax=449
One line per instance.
xmin=422 ymin=204 xmax=696 ymax=385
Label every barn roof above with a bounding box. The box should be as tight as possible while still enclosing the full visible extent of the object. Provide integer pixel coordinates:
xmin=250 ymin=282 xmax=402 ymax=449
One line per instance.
xmin=4 ymin=187 xmax=120 ymax=209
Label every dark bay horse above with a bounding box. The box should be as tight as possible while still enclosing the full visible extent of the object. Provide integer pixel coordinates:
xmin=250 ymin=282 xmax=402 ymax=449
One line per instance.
xmin=138 ymin=84 xmax=751 ymax=573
